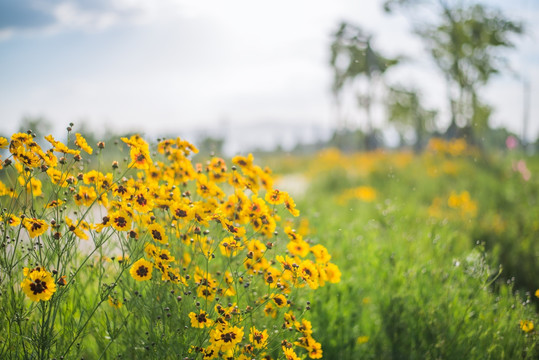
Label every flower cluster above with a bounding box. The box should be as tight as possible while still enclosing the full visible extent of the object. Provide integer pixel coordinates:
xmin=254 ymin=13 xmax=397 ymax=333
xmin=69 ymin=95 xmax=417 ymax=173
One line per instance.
xmin=428 ymin=190 xmax=478 ymax=219
xmin=0 ymin=131 xmax=340 ymax=359
xmin=337 ymin=185 xmax=377 ymax=204
xmin=426 ymin=138 xmax=471 ymax=157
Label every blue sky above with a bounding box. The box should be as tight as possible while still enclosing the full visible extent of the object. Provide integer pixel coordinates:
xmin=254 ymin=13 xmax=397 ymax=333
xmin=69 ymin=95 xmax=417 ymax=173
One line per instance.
xmin=0 ymin=0 xmax=537 ymax=152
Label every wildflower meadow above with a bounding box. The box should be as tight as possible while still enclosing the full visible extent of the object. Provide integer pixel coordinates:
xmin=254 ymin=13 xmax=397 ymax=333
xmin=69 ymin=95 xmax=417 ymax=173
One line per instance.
xmin=1 ymin=129 xmax=538 ymax=359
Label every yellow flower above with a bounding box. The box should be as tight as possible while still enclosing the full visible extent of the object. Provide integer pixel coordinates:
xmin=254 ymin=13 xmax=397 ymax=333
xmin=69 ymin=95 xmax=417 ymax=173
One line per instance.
xmin=295 ymin=319 xmax=313 ymax=336
xmin=357 ymin=336 xmax=369 ymax=344
xmin=108 ymin=296 xmax=123 ymax=308
xmin=310 ymin=244 xmax=331 ymax=263
xmin=284 ymin=194 xmax=300 ymax=217
xmin=220 ymin=219 xmax=246 ymax=238
xmin=46 ymin=199 xmax=64 ymax=208
xmin=298 ymin=260 xmax=319 ymax=289
xmin=74 ymin=186 xmax=97 ymax=207
xmin=520 ymin=320 xmax=534 ymax=333
xmin=147 ymin=223 xmax=168 ymax=244
xmin=130 ymin=258 xmax=153 ymax=281
xmin=324 ymin=262 xmax=342 ymax=284
xmin=189 ymin=310 xmax=213 ymax=328
xmin=74 ymin=133 xmax=93 ymax=154
xmin=249 ymin=326 xmax=269 ymax=349
xmin=210 ymin=325 xmax=244 ymax=352
xmin=287 ymin=239 xmax=310 ymax=258
xmin=232 ymin=153 xmax=254 ymax=170
xmin=45 ymin=134 xmax=80 ymax=155
xmin=20 ymin=177 xmax=42 ymax=196
xmin=110 ymin=210 xmax=132 ymax=232
xmin=21 ymin=267 xmax=57 ymax=301
xmin=263 ymin=303 xmax=277 ymax=319
xmin=308 ymin=340 xmax=323 ymax=359
xmin=133 ymin=189 xmax=154 ymax=213
xmin=2 ymin=214 xmax=21 ymax=227
xmin=197 ymin=285 xmax=216 ymax=302
xmin=47 ymin=168 xmax=69 ymax=187
xmin=65 ymin=217 xmax=89 ymax=240
xmin=282 ymin=346 xmax=300 ymax=360
xmin=535 ymin=289 xmax=539 ymax=298
xmin=271 ymin=294 xmax=288 ymax=308
xmin=219 ymin=236 xmax=244 ymax=257
xmin=22 ymin=217 xmax=49 ymax=238
xmin=265 ymin=189 xmax=287 ymax=205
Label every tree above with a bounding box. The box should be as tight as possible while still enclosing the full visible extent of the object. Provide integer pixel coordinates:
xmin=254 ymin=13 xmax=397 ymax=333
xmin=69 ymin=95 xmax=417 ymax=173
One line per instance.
xmin=384 ymin=0 xmax=523 ymax=142
xmin=386 ymin=86 xmax=437 ymax=151
xmin=329 ymin=21 xmax=399 ymax=148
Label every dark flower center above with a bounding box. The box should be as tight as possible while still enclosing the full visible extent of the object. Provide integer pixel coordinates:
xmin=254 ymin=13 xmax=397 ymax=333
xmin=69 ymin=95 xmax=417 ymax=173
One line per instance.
xmin=30 ymin=279 xmax=47 ymax=295
xmin=115 ymin=216 xmax=127 ymax=228
xmin=175 ymin=209 xmax=188 ymax=218
xmin=136 ymin=265 xmax=149 ymax=278
xmin=31 ymin=221 xmax=42 ymax=231
xmin=221 ymin=331 xmax=236 ymax=343
xmin=136 ymin=195 xmax=147 ymax=206
xmin=152 ymin=230 xmax=162 ymax=240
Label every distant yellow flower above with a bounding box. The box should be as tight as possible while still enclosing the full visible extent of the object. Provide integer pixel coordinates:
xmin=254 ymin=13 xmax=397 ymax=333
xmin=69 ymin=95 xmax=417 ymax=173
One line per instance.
xmin=130 ymin=258 xmax=153 ymax=281
xmin=357 ymin=336 xmax=369 ymax=344
xmin=21 ymin=267 xmax=57 ymax=302
xmin=520 ymin=320 xmax=534 ymax=333
xmin=535 ymin=289 xmax=539 ymax=298
xmin=75 ymin=133 xmax=93 ymax=154
xmin=355 ymin=186 xmax=377 ymax=202
xmin=108 ymin=296 xmax=123 ymax=308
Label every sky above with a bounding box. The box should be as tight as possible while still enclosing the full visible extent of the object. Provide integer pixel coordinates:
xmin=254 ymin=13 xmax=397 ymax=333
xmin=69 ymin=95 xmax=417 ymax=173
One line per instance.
xmin=0 ymin=0 xmax=538 ymax=153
